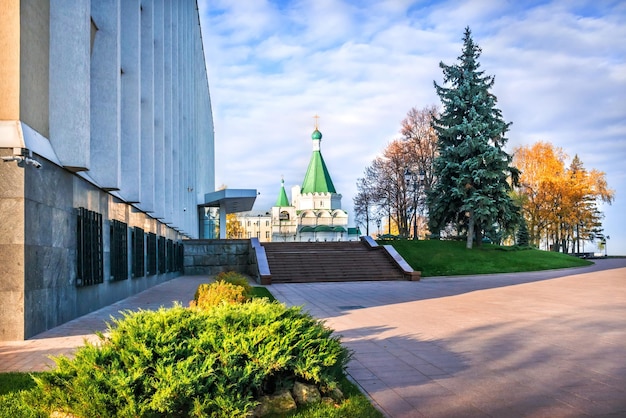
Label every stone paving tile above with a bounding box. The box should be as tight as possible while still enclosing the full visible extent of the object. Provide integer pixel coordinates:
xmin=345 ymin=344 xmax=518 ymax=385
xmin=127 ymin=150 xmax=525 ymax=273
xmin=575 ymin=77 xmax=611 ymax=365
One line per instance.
xmin=269 ymin=258 xmax=626 ymax=417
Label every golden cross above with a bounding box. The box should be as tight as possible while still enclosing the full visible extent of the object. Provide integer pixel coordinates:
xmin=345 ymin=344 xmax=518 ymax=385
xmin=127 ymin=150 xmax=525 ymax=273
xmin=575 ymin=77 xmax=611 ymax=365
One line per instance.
xmin=313 ymin=114 xmax=320 ymax=130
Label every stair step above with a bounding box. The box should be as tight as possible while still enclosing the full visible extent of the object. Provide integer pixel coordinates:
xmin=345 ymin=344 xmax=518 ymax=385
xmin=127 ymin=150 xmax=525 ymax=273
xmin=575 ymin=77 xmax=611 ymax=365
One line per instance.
xmin=262 ymin=241 xmax=407 ymax=283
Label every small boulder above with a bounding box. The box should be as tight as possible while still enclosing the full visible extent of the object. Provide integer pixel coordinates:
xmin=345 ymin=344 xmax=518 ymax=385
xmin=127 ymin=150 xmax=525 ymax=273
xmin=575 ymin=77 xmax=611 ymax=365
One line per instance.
xmin=321 ymin=396 xmax=337 ymax=406
xmin=50 ymin=412 xmax=79 ymax=418
xmin=292 ymin=381 xmax=321 ymax=405
xmin=329 ymin=386 xmax=345 ymax=402
xmin=252 ymin=389 xmax=297 ymax=417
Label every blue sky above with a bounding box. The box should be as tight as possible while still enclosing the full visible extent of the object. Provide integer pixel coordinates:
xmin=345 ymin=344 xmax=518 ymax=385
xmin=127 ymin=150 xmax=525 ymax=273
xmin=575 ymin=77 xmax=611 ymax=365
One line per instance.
xmin=198 ymin=0 xmax=626 ymax=255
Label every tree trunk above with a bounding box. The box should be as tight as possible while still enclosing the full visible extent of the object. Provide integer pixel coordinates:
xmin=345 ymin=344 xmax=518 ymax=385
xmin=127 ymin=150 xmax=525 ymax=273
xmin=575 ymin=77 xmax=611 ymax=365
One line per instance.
xmin=475 ymin=228 xmax=483 ymax=247
xmin=466 ymin=212 xmax=474 ymax=249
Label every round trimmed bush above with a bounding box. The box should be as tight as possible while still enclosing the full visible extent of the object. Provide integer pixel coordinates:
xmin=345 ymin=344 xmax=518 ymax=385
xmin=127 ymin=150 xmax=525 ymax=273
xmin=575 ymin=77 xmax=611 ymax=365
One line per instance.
xmin=34 ymin=301 xmax=350 ymax=418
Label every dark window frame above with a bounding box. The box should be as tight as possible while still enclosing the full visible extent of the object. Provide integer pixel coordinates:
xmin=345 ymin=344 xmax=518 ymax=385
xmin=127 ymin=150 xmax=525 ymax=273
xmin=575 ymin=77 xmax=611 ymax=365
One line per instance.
xmin=147 ymin=232 xmax=157 ymax=276
xmin=132 ymin=227 xmax=145 ymax=278
xmin=77 ymin=207 xmax=103 ymax=287
xmin=109 ymin=219 xmax=129 ymax=281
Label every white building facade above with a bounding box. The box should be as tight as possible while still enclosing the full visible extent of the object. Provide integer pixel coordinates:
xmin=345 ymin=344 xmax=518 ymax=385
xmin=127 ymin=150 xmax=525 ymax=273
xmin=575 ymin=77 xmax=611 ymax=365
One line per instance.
xmin=0 ymin=0 xmax=216 ymax=341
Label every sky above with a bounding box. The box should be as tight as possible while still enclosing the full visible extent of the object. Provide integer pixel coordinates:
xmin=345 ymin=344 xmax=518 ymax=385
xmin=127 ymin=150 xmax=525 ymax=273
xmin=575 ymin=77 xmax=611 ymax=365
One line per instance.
xmin=197 ymin=0 xmax=626 ymax=255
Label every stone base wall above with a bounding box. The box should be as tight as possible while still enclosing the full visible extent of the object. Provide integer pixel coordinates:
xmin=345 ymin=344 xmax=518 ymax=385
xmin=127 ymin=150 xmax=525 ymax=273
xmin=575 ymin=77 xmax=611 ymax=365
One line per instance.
xmin=183 ymin=240 xmax=258 ymax=278
xmin=0 ymin=153 xmax=184 ymax=341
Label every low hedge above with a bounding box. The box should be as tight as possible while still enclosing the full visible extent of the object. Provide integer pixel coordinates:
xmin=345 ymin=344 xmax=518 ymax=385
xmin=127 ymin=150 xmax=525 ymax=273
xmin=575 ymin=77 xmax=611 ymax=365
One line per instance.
xmin=32 ymin=300 xmax=350 ymax=417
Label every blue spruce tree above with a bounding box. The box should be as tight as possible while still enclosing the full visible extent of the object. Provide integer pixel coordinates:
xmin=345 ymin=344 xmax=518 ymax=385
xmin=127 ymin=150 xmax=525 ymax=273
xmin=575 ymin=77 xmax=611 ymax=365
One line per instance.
xmin=428 ymin=27 xmax=520 ymax=249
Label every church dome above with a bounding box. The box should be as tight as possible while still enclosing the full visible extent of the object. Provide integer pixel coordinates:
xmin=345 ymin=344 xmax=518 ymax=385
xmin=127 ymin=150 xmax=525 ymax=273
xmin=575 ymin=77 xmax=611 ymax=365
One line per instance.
xmin=311 ymin=129 xmax=322 ymax=140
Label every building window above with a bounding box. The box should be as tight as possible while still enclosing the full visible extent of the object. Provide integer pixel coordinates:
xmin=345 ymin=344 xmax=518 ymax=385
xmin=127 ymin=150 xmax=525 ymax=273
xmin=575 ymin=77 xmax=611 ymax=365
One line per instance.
xmin=158 ymin=236 xmax=166 ymax=274
xmin=247 ymin=221 xmax=251 ymax=227
xmin=265 ymin=231 xmax=270 ymax=239
xmin=132 ymin=227 xmax=144 ymax=278
xmin=176 ymin=243 xmax=184 ymax=272
xmin=77 ymin=207 xmax=103 ymax=287
xmin=110 ymin=219 xmax=128 ymax=281
xmin=266 ymin=220 xmax=270 ymax=227
xmin=147 ymin=233 xmax=157 ymax=276
xmin=247 ymin=232 xmax=251 ymax=238
xmin=166 ymin=239 xmax=174 ymax=272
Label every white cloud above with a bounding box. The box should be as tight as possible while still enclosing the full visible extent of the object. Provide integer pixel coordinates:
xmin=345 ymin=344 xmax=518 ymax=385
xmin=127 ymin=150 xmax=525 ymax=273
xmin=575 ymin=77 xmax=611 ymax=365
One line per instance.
xmin=199 ymin=0 xmax=626 ymax=254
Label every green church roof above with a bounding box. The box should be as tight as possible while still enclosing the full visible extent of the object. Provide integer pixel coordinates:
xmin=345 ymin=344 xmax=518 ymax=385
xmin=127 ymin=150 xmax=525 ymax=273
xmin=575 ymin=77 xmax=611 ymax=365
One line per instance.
xmin=301 ymin=151 xmax=336 ymax=194
xmin=275 ymin=179 xmax=290 ymax=207
xmin=301 ymin=128 xmax=336 ymax=194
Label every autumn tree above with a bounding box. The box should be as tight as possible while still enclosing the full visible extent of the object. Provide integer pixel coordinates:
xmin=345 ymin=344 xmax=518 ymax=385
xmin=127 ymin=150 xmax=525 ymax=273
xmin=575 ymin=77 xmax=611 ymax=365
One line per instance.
xmin=353 ymin=174 xmax=377 ymax=236
xmin=225 ymin=213 xmax=245 ymax=239
xmin=369 ymin=140 xmax=413 ymax=237
xmin=513 ymin=142 xmax=614 ymax=252
xmin=428 ymin=27 xmax=520 ymax=248
xmin=511 ymin=142 xmax=566 ymax=247
xmin=400 ymin=105 xmax=439 ymax=238
xmin=355 ymin=107 xmax=438 ymax=238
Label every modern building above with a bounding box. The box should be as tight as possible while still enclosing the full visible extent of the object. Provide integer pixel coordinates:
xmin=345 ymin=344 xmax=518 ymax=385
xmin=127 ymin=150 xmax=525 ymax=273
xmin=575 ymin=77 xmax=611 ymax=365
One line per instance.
xmin=235 ymin=123 xmax=360 ymax=242
xmin=0 ymin=0 xmax=254 ymax=341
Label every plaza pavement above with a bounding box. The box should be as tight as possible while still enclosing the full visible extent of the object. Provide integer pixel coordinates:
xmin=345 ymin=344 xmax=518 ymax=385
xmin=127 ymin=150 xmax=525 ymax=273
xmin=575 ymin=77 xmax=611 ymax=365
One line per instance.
xmin=1 ymin=259 xmax=625 ymax=417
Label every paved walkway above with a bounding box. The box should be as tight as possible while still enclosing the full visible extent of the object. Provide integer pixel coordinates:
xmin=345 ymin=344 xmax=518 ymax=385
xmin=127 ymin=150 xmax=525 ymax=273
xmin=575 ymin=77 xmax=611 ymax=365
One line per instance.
xmin=2 ymin=260 xmax=625 ymax=417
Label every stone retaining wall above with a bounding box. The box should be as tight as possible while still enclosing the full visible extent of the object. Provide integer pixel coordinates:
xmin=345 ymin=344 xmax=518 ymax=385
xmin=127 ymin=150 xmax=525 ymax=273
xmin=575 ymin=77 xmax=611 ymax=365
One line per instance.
xmin=183 ymin=239 xmax=258 ymax=278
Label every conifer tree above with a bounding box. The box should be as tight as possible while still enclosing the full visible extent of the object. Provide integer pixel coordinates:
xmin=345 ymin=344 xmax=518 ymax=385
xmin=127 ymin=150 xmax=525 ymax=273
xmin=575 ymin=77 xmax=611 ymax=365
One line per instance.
xmin=428 ymin=27 xmax=520 ymax=249
xmin=516 ymin=217 xmax=529 ymax=247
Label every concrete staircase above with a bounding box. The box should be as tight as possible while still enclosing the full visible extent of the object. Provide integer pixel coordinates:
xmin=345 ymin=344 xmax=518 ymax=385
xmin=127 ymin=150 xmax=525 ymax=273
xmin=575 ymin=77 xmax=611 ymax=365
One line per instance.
xmin=260 ymin=239 xmax=417 ymax=283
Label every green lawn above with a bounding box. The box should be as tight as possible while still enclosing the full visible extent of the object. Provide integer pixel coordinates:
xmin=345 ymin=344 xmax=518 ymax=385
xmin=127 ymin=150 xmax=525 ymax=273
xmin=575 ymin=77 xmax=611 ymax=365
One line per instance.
xmin=250 ymin=285 xmax=276 ymax=301
xmin=383 ymin=240 xmax=593 ymax=277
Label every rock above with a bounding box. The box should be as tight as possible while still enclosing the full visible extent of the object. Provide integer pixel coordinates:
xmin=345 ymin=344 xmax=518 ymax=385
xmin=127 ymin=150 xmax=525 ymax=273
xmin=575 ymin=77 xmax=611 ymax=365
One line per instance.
xmin=292 ymin=381 xmax=321 ymax=405
xmin=329 ymin=387 xmax=345 ymax=401
xmin=252 ymin=389 xmax=297 ymax=417
xmin=50 ymin=412 xmax=79 ymax=418
xmin=321 ymin=396 xmax=336 ymax=406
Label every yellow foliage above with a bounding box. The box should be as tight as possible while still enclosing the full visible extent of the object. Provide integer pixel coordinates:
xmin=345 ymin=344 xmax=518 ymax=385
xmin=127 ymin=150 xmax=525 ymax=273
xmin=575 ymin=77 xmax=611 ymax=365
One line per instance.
xmin=190 ymin=280 xmax=248 ymax=309
xmin=513 ymin=141 xmax=614 ymax=251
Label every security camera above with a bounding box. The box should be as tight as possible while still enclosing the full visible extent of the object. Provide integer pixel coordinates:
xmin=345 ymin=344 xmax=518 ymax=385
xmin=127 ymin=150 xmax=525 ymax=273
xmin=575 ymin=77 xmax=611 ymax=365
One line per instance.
xmin=1 ymin=150 xmax=42 ymax=169
xmin=27 ymin=158 xmax=42 ymax=169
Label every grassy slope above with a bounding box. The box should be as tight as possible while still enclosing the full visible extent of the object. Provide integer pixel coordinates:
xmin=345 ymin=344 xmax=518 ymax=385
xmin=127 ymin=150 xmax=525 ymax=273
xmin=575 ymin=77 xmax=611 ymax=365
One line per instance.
xmin=384 ymin=240 xmax=593 ymax=277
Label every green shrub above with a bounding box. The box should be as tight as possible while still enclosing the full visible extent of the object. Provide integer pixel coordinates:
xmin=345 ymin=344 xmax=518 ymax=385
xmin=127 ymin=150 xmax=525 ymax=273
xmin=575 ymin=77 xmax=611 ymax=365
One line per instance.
xmin=215 ymin=271 xmax=252 ymax=295
xmin=34 ymin=301 xmax=350 ymax=418
xmin=0 ymin=391 xmax=45 ymax=418
xmin=191 ymin=280 xmax=248 ymax=308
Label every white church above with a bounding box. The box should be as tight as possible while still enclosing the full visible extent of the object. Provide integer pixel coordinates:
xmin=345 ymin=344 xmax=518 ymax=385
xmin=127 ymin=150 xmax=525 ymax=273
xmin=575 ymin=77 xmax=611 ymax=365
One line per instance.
xmin=236 ymin=121 xmax=360 ymax=242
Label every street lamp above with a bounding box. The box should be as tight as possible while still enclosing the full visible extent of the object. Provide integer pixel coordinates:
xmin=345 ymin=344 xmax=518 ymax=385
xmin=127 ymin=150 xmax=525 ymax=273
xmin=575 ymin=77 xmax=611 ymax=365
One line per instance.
xmin=404 ymin=167 xmax=425 ymax=240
